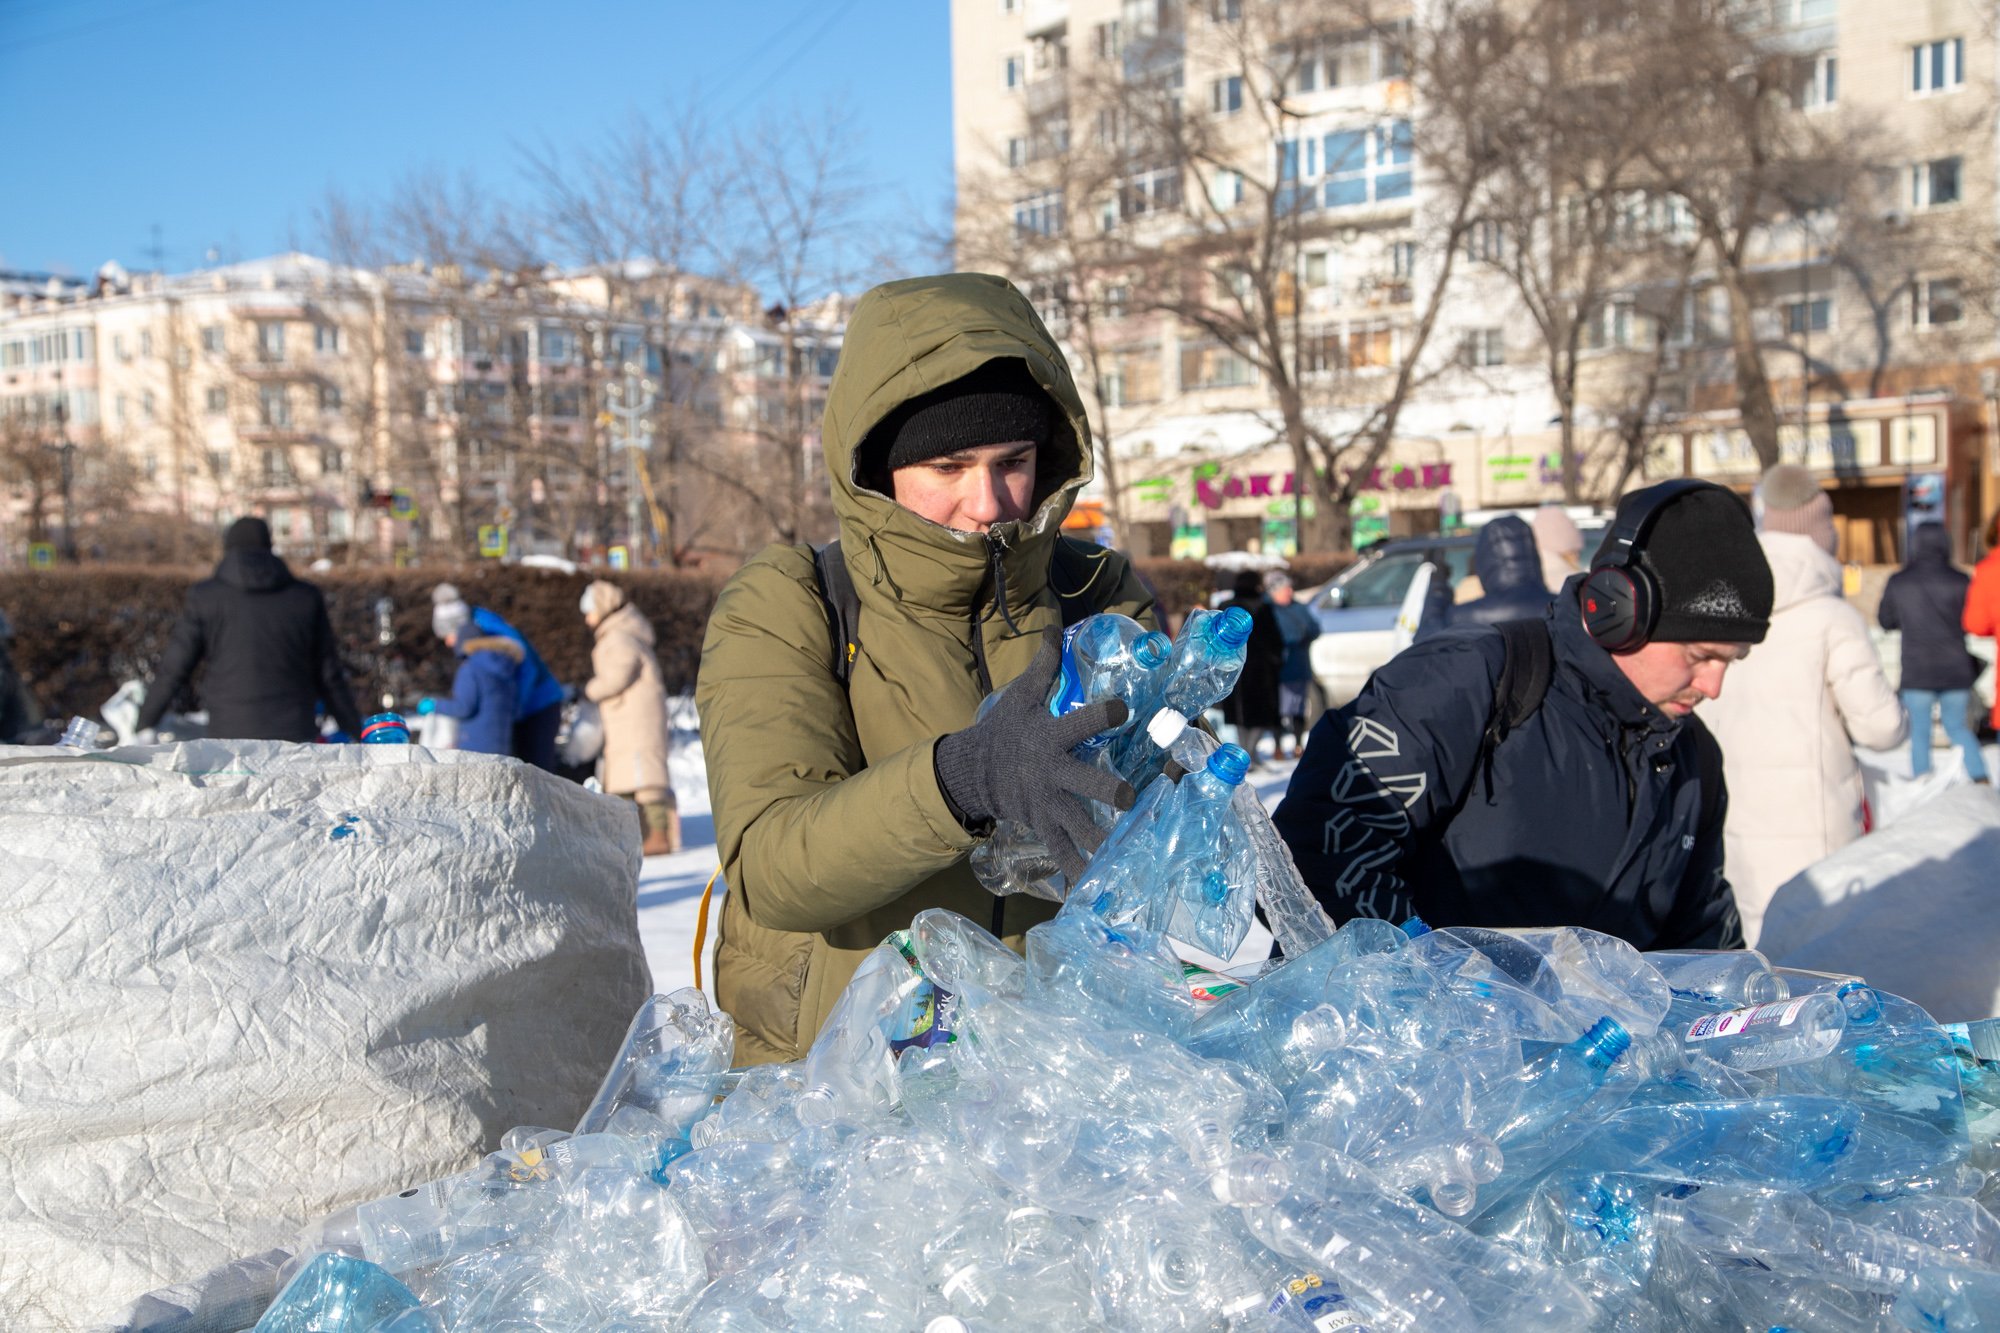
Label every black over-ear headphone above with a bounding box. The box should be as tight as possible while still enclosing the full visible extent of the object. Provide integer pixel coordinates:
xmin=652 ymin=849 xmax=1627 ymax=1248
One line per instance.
xmin=1581 ymin=478 xmax=1719 ymax=653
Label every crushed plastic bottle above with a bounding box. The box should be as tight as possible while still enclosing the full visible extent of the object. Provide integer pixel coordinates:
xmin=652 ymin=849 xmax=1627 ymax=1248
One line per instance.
xmin=238 ymin=799 xmax=2000 ymax=1333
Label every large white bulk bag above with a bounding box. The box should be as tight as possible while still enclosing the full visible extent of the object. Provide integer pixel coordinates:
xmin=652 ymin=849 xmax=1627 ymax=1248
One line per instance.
xmin=0 ymin=741 xmax=651 ymax=1331
xmin=1759 ymin=785 xmax=2000 ymax=1023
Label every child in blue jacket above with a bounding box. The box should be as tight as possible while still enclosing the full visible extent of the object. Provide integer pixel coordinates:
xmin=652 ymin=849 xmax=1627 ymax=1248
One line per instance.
xmin=429 ymin=630 xmax=522 ymax=756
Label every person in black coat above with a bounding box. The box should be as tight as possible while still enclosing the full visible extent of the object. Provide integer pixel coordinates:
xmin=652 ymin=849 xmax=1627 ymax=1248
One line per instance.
xmin=135 ymin=517 xmax=364 ymax=742
xmin=1418 ymin=513 xmax=1554 ymax=637
xmin=1218 ymin=568 xmax=1286 ymax=765
xmin=1879 ymin=522 xmax=1989 ymax=782
xmin=1275 ymin=481 xmax=1773 ymax=951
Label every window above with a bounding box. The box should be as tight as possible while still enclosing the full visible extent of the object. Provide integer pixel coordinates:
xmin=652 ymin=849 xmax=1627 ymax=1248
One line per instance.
xmin=1460 ymin=328 xmax=1505 ymax=367
xmin=1000 ymin=0 xmax=1018 ymax=12
xmin=139 ymin=330 xmax=153 ymax=357
xmin=1207 ymin=168 xmax=1244 ymax=210
xmin=314 ymin=324 xmax=342 ymax=354
xmin=1302 ymin=251 xmax=1331 ymax=289
xmin=320 ymin=384 xmax=343 ymax=412
xmin=1209 ymin=0 xmax=1241 ymax=19
xmin=1586 ymin=297 xmax=1651 ymax=350
xmin=1120 ymin=164 xmax=1182 ymax=220
xmin=1912 ymin=156 xmax=1962 ymax=209
xmin=72 ymin=328 xmax=91 ymax=361
xmin=1007 ymin=136 xmax=1028 ymax=169
xmin=115 ymin=394 xmax=127 ymax=424
xmin=1014 ymin=189 xmax=1065 ymax=236
xmin=1914 ymin=278 xmax=1963 ymax=327
xmin=257 ymin=321 xmax=285 ymax=360
xmin=259 ymin=384 xmax=290 ymax=428
xmin=1281 ymin=120 xmax=1414 ymax=212
xmin=201 ymin=324 xmax=224 ymax=353
xmin=113 ymin=333 xmax=128 ymax=361
xmin=261 ymin=449 xmax=292 ymax=485
xmin=1103 ymin=283 xmax=1131 ymax=317
xmin=1911 ymin=38 xmax=1964 ymax=94
xmin=1210 ymin=75 xmax=1243 ymax=114
xmin=1104 ymin=345 xmax=1161 ymax=406
xmin=404 ymin=328 xmax=427 ymax=357
xmin=205 ymin=386 xmax=227 ymax=414
xmin=1783 ymin=297 xmax=1831 ymax=334
xmin=548 ymin=386 xmax=582 ymax=418
xmin=1004 ymin=52 xmax=1026 ymax=90
xmin=542 ymin=329 xmax=575 ymax=362
xmin=1094 ymin=20 xmax=1123 ymax=60
xmin=1179 ymin=341 xmax=1257 ymax=389
xmin=1795 ymin=52 xmax=1837 ymax=110
xmin=320 ymin=445 xmax=345 ymax=475
xmin=1301 ymin=323 xmax=1395 ymax=374
xmin=1464 ymin=219 xmax=1506 ymax=264
xmin=142 ymin=389 xmax=156 ymax=420
xmin=1391 ymin=240 xmax=1416 ymax=280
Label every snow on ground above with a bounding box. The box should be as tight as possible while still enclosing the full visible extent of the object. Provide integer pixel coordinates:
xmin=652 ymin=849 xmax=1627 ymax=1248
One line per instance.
xmin=636 ymin=698 xmax=1299 ymax=995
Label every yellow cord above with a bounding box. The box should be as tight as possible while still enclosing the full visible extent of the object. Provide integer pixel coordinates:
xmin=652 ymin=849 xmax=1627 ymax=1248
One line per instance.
xmin=691 ymin=865 xmax=723 ymax=991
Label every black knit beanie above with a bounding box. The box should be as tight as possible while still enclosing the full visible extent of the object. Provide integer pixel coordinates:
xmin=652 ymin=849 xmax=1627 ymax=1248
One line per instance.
xmin=224 ymin=516 xmax=273 ymax=552
xmin=868 ymin=359 xmax=1055 ymax=482
xmin=1594 ymin=484 xmax=1773 ymax=644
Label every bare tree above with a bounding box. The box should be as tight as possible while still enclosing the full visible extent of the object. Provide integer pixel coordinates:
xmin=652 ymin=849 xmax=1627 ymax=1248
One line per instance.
xmin=1051 ymin=0 xmax=1502 ymax=550
xmin=0 ymin=413 xmax=61 ymax=549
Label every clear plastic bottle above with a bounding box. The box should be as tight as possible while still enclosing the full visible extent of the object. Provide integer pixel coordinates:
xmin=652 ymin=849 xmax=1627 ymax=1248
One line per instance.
xmin=1646 ymin=947 xmax=1789 ymax=1006
xmin=359 ymin=711 xmax=412 ymax=744
xmin=251 ymin=1252 xmax=421 ymax=1333
xmin=1675 ymin=990 xmax=1851 ymax=1070
xmin=970 ymin=614 xmax=1173 ymax=898
xmin=1110 ymin=605 xmax=1255 ymax=784
xmin=58 ymin=715 xmax=104 ymax=750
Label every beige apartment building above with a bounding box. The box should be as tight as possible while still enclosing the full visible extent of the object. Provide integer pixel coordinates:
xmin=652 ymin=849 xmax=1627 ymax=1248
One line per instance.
xmin=0 ymin=256 xmax=844 ymax=567
xmin=951 ymin=0 xmax=2000 ymax=561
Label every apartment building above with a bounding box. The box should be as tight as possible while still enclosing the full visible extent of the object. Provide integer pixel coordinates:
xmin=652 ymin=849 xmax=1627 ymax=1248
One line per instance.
xmin=951 ymin=0 xmax=2000 ymax=560
xmin=0 ymin=255 xmax=844 ymax=566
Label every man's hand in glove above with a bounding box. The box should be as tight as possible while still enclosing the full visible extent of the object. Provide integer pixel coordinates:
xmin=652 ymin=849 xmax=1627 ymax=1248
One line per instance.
xmin=935 ymin=628 xmax=1138 ymax=883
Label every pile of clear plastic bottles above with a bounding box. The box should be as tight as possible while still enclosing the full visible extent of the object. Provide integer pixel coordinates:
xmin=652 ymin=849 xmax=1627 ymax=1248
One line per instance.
xmin=245 ymin=613 xmax=2000 ymax=1332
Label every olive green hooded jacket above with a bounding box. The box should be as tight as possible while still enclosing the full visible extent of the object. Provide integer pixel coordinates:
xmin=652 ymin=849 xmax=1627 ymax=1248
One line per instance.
xmin=696 ymin=273 xmax=1157 ymax=1065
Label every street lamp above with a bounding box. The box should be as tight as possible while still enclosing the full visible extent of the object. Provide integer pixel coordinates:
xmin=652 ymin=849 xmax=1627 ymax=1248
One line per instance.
xmin=47 ymin=365 xmax=76 ymax=562
xmin=604 ymin=359 xmax=658 ymax=562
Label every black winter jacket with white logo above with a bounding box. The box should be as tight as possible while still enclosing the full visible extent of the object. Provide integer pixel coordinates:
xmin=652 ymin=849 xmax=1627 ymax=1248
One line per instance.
xmin=1274 ymin=592 xmax=1743 ymax=950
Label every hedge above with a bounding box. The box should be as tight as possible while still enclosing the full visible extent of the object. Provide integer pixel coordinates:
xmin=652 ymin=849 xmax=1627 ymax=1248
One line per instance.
xmin=0 ymin=549 xmax=1355 ymax=723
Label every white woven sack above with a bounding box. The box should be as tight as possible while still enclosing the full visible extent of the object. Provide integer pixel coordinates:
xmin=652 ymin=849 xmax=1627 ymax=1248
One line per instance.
xmin=0 ymin=741 xmax=651 ymax=1332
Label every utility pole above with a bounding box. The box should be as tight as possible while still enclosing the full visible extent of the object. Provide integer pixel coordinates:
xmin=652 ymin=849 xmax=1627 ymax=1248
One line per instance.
xmin=49 ymin=365 xmax=77 ymax=562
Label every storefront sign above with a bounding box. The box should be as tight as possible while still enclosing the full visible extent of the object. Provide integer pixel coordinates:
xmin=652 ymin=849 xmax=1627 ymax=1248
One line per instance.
xmin=1194 ymin=462 xmax=1451 ymax=510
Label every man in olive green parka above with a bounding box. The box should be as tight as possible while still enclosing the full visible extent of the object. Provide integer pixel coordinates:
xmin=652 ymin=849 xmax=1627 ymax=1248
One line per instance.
xmin=697 ymin=273 xmax=1158 ymax=1065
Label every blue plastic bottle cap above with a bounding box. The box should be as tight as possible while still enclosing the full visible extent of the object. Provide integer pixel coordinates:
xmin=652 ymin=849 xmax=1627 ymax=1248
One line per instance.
xmin=1210 ymin=606 xmax=1254 ymax=647
xmin=1207 ymin=744 xmax=1251 ymax=785
xmin=1582 ymin=1016 xmax=1633 ymax=1065
xmin=1399 ymin=915 xmax=1432 ymax=939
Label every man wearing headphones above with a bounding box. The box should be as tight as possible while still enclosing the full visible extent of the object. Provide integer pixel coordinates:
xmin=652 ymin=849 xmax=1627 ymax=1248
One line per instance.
xmin=1273 ymin=480 xmax=1773 ymax=950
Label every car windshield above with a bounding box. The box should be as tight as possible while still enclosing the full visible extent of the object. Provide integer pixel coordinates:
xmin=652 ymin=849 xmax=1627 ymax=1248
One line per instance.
xmin=1329 ymin=552 xmax=1427 ymax=608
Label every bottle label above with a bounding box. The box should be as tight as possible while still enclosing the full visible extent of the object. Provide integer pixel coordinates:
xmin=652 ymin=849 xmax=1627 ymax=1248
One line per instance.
xmin=1267 ymin=1273 xmax=1373 ymax=1331
xmin=1183 ymin=961 xmax=1243 ymax=1003
xmin=1684 ymin=997 xmax=1809 ymax=1043
xmin=1049 ymin=622 xmax=1118 ymax=754
xmin=884 ymin=931 xmax=956 ymax=1052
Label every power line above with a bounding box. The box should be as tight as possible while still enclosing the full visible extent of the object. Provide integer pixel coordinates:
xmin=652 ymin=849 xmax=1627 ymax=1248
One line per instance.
xmin=721 ymin=0 xmax=865 ymax=123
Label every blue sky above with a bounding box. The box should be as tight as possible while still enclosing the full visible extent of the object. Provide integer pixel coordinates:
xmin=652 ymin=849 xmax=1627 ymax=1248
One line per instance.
xmin=0 ymin=0 xmax=955 ymax=279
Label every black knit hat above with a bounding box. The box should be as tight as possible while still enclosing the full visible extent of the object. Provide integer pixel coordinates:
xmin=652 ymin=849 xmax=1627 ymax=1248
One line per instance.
xmin=870 ymin=359 xmax=1055 ymax=479
xmin=1595 ymin=485 xmax=1773 ymax=644
xmin=224 ymin=516 xmax=273 ymax=552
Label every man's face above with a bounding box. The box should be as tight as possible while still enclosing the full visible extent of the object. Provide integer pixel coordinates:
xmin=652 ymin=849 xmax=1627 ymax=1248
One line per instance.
xmin=890 ymin=441 xmax=1038 ymax=534
xmin=1271 ymin=582 xmax=1294 ymax=605
xmin=1611 ymin=639 xmax=1751 ymax=716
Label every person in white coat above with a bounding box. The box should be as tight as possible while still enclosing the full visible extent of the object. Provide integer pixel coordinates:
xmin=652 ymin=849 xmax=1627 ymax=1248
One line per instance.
xmin=1703 ymin=466 xmax=1907 ymax=943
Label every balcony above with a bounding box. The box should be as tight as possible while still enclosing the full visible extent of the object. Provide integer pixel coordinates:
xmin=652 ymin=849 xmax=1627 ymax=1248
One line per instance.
xmin=1024 ymin=0 xmax=1067 ymax=40
xmin=1025 ymin=69 xmax=1069 ymax=119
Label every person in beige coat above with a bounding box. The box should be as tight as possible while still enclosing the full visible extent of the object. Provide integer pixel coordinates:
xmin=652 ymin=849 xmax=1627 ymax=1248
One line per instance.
xmin=582 ymin=580 xmax=679 ymax=856
xmin=1702 ymin=467 xmax=1907 ymax=943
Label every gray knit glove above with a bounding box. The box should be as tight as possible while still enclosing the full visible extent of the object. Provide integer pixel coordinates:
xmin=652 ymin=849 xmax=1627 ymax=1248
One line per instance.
xmin=936 ymin=629 xmax=1137 ymax=883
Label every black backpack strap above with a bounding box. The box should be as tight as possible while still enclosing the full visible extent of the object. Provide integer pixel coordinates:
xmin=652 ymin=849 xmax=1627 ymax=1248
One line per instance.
xmin=1487 ymin=619 xmax=1554 ymax=748
xmin=809 ymin=540 xmax=860 ymax=687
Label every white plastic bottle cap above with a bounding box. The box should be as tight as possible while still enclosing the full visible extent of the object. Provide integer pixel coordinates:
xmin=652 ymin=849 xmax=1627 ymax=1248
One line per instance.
xmin=927 ymin=1318 xmax=970 ymax=1333
xmin=1146 ymin=707 xmax=1189 ymax=748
